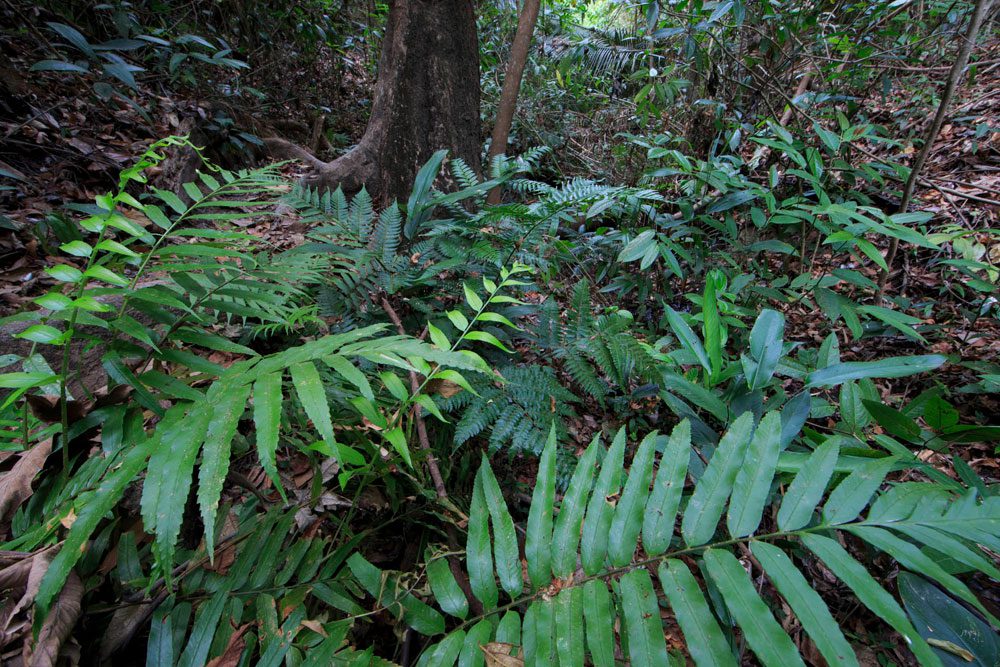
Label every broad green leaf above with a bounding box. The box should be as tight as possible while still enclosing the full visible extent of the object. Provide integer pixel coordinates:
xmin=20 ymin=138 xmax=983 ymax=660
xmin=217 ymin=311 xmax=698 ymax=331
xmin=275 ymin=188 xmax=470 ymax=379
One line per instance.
xmin=619 ymin=569 xmax=669 ymax=666
xmin=289 ymin=361 xmax=337 ymax=449
xmin=682 ymin=412 xmax=755 ymax=547
xmin=478 ymin=456 xmax=523 ymax=598
xmin=658 ymin=560 xmax=736 ymax=667
xmin=643 ymin=420 xmax=690 ymax=556
xmin=728 ymin=411 xmax=781 ymax=537
xmin=609 ymin=431 xmax=658 ymax=566
xmin=16 ymin=325 xmax=65 ymax=344
xmin=526 ymin=426 xmax=556 ymax=588
xmin=198 ymin=382 xmax=252 ymax=560
xmin=822 ymin=456 xmax=897 ymax=525
xmin=752 ymin=541 xmax=858 ymax=666
xmin=419 ymin=631 xmax=466 ymax=667
xmin=745 ymin=309 xmax=785 ymax=390
xmin=581 ymin=427 xmax=626 ymax=574
xmin=463 ymin=283 xmax=484 ymax=311
xmin=582 ymin=580 xmax=615 ymax=667
xmin=141 ymin=405 xmax=210 ymax=575
xmin=253 ymin=372 xmax=285 ymax=502
xmin=899 ymin=572 xmax=1000 ymax=667
xmin=806 ymin=355 xmax=946 ymax=387
xmin=664 ymin=306 xmax=711 ymax=376
xmin=84 ymin=265 xmax=129 ymax=286
xmin=777 ymin=437 xmax=840 ymax=531
xmin=468 ymin=470 xmax=499 ymax=610
xmin=802 ymin=534 xmax=941 ymax=666
xmin=702 ymin=272 xmax=723 ymax=384
xmin=554 ymin=587 xmax=584 ymax=667
xmin=704 ymin=549 xmax=805 ymax=666
xmin=463 ymin=330 xmax=514 ymax=353
xmin=551 ymin=435 xmax=600 ymax=578
xmin=496 ymin=611 xmax=520 ymax=646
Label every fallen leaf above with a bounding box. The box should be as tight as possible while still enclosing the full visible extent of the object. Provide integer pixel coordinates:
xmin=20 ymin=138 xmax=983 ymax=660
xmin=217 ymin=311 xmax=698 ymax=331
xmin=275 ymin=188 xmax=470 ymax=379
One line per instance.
xmin=0 ymin=439 xmax=54 ymax=525
xmin=481 ymin=642 xmax=523 ymax=667
xmin=204 ymin=623 xmax=251 ymax=667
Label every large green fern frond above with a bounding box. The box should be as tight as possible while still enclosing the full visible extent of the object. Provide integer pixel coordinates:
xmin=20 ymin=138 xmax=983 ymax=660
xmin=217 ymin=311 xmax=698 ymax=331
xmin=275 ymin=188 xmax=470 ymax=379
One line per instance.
xmin=353 ymin=417 xmax=999 ymax=666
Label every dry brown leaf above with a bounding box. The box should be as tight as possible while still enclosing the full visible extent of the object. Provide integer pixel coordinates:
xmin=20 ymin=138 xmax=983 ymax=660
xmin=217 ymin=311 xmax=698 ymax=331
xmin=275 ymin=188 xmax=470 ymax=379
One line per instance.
xmin=481 ymin=642 xmax=523 ymax=667
xmin=204 ymin=624 xmax=251 ymax=667
xmin=0 ymin=439 xmax=53 ymax=525
xmin=24 ymin=570 xmax=82 ymax=667
xmin=98 ymin=600 xmax=153 ymax=660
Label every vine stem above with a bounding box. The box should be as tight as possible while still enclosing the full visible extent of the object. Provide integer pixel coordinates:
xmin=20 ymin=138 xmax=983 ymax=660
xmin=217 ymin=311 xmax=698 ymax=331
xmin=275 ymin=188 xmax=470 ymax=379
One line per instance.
xmin=876 ymin=0 xmax=996 ymax=297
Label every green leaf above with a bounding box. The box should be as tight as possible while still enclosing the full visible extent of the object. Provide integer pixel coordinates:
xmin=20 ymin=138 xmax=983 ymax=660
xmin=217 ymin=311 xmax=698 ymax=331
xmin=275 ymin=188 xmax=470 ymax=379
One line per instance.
xmin=15 ymin=324 xmax=65 ymax=344
xmin=702 ymin=272 xmax=723 ymax=384
xmin=551 ymin=435 xmax=600 ymax=578
xmin=36 ymin=437 xmax=155 ymax=621
xmin=463 ymin=283 xmax=484 ymax=311
xmin=682 ymin=412 xmax=755 ymax=547
xmin=458 ymin=620 xmax=492 ymax=667
xmin=664 ymin=307 xmax=711 ymax=376
xmin=643 ymin=420 xmax=690 ymax=556
xmin=421 ymin=631 xmax=466 ymax=667
xmin=198 ymin=382 xmax=251 ymax=560
xmin=289 ymin=361 xmax=336 ymax=450
xmin=141 ymin=404 xmax=210 ymax=575
xmin=0 ymin=372 xmax=58 ymax=389
xmin=383 ymin=427 xmax=413 ymax=467
xmin=863 ymin=400 xmax=922 ymax=442
xmin=619 ymin=569 xmax=669 ymax=666
xmin=899 ymin=572 xmax=1000 ymax=667
xmin=806 ymin=355 xmax=946 ymax=387
xmin=822 ymin=455 xmax=897 ymax=525
xmin=777 ymin=437 xmax=840 ymax=530
xmin=478 ymin=456 xmax=523 ymax=598
xmin=745 ymin=309 xmax=785 ymax=390
xmin=425 ymin=551 xmax=468 ymax=620
xmin=752 ymin=542 xmax=858 ymax=666
xmin=427 ymin=322 xmax=451 ymax=350
xmin=581 ymin=428 xmax=626 ymax=574
xmin=176 ymin=591 xmax=228 ymax=667
xmin=727 ymin=411 xmax=781 ymax=538
xmin=380 ymin=371 xmax=410 ymax=401
xmin=609 ymin=431 xmax=658 ymax=566
xmin=31 ymin=59 xmax=89 ymax=73
xmin=324 ymin=354 xmax=374 ymax=401
xmin=447 ymin=310 xmax=470 ymax=331
xmin=582 ymin=580 xmax=615 ymax=667
xmin=253 ymin=371 xmax=285 ymax=502
xmin=463 ymin=331 xmax=514 ymax=353
xmin=801 ymin=534 xmax=941 ymax=666
xmin=554 ymin=587 xmax=585 ymax=667
xmin=46 ymin=264 xmax=83 ymax=283
xmin=83 ymin=265 xmax=129 ymax=286
xmin=704 ymin=549 xmax=805 ymax=666
xmin=526 ymin=426 xmax=556 ymax=588
xmin=468 ymin=469 xmax=499 ymax=610
xmin=60 ymin=240 xmax=92 ymax=257
xmin=523 ymin=599 xmax=554 ymax=666
xmin=347 ymin=553 xmax=445 ymax=636
xmin=659 ymin=560 xmax=736 ymax=667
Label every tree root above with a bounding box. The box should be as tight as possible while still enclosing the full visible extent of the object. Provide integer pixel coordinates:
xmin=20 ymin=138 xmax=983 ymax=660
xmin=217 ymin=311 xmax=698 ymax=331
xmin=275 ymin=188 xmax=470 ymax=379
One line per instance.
xmin=264 ymin=136 xmax=378 ymax=195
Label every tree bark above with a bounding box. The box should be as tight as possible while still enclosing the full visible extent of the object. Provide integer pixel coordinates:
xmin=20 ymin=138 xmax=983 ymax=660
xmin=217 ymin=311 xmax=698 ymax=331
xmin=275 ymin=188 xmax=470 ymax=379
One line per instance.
xmin=486 ymin=0 xmax=542 ymax=204
xmin=267 ymin=0 xmax=482 ymax=206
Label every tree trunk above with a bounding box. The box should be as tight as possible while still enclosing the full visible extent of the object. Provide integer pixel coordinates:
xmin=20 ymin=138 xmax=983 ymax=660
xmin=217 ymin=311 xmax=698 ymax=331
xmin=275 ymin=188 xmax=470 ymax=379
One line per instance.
xmin=267 ymin=0 xmax=482 ymax=206
xmin=486 ymin=0 xmax=542 ymax=204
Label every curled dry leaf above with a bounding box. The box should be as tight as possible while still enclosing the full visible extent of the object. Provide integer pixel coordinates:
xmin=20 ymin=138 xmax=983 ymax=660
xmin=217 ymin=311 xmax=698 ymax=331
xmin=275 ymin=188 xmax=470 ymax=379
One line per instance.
xmin=204 ymin=623 xmax=252 ymax=667
xmin=25 ymin=570 xmax=83 ymax=667
xmin=481 ymin=642 xmax=524 ymax=667
xmin=0 ymin=439 xmax=53 ymax=526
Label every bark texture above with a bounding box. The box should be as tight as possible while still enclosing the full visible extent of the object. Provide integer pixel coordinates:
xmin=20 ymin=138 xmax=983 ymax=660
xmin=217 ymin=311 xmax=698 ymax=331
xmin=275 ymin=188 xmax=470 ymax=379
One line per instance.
xmin=268 ymin=0 xmax=482 ymax=205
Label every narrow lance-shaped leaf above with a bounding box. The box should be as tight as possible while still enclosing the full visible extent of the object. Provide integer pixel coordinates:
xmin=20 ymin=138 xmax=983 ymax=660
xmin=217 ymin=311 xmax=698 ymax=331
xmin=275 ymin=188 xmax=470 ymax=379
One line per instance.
xmin=608 ymin=431 xmax=659 ymax=566
xmin=253 ymin=371 xmax=286 ymax=502
xmin=822 ymin=455 xmax=897 ymax=525
xmin=658 ymin=560 xmax=736 ymax=667
xmin=425 ymin=550 xmax=469 ymax=620
xmin=619 ymin=569 xmax=670 ymax=666
xmin=805 ymin=355 xmax=946 ymax=387
xmin=643 ymin=420 xmax=691 ymax=556
xmin=801 ymin=534 xmax=942 ymax=666
xmin=458 ymin=620 xmax=493 ymax=667
xmin=526 ymin=426 xmax=557 ymax=588
xmin=728 ymin=411 xmax=781 ymax=538
xmin=198 ymin=382 xmax=252 ymax=561
xmin=777 ymin=437 xmax=840 ymax=531
xmin=554 ymin=587 xmax=585 ymax=667
xmin=141 ymin=404 xmax=210 ymax=576
xmin=751 ymin=541 xmax=859 ymax=667
xmin=467 ymin=468 xmax=499 ymax=610
xmin=745 ymin=309 xmax=785 ymax=390
xmin=289 ymin=361 xmax=337 ymax=450
xmin=478 ymin=456 xmax=523 ymax=598
xmin=682 ymin=412 xmax=755 ymax=547
xmin=581 ymin=427 xmax=626 ymax=574
xmin=551 ymin=434 xmax=601 ymax=578
xmin=704 ymin=549 xmax=806 ymax=667
xmin=665 ymin=306 xmax=711 ymax=375
xmin=582 ymin=580 xmax=615 ymax=667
